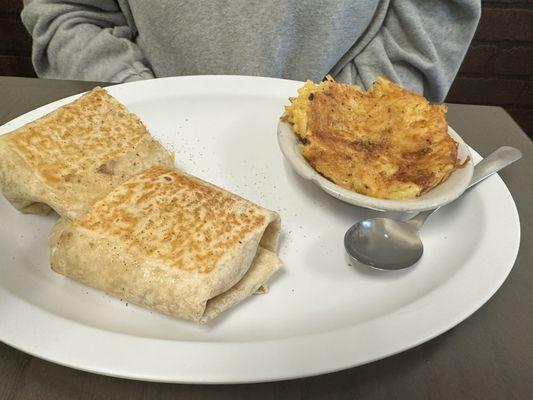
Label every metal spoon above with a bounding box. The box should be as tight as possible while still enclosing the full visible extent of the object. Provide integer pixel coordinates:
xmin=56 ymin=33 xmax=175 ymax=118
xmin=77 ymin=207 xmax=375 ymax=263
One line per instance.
xmin=344 ymin=146 xmax=522 ymax=270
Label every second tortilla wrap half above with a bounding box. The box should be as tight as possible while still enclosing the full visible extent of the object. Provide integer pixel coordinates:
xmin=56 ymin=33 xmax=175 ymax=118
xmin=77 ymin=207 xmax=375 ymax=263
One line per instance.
xmin=49 ymin=167 xmax=282 ymax=323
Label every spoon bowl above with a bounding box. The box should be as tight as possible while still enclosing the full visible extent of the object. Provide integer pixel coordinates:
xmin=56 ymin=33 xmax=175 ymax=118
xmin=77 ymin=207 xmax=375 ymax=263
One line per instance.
xmin=344 ymin=146 xmax=522 ymax=270
xmin=345 ymin=218 xmax=423 ymax=270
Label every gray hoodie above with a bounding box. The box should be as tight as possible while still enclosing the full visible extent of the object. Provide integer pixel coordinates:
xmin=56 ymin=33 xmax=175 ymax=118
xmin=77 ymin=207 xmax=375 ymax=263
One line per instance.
xmin=21 ymin=0 xmax=480 ymax=101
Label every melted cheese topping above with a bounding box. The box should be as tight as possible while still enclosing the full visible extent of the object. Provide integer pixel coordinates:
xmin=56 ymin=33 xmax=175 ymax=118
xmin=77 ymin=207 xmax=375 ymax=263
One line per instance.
xmin=282 ymin=77 xmax=460 ymax=199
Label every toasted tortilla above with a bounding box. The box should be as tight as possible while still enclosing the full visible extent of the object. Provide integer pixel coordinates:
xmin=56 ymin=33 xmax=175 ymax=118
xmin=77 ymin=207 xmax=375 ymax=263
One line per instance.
xmin=0 ymin=87 xmax=173 ymax=220
xmin=49 ymin=167 xmax=282 ymax=323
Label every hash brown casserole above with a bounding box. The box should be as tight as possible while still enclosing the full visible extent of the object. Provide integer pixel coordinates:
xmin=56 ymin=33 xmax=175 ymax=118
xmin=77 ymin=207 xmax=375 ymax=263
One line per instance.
xmin=282 ymin=77 xmax=462 ymax=200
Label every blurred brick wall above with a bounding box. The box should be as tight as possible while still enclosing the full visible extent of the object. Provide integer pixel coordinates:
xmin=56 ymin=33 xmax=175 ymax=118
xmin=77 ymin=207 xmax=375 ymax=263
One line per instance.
xmin=0 ymin=0 xmax=35 ymax=77
xmin=446 ymin=0 xmax=533 ymax=139
xmin=0 ymin=0 xmax=531 ymax=138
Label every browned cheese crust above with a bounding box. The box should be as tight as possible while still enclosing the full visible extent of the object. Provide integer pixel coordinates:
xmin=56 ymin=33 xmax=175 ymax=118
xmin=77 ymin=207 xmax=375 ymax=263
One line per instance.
xmin=282 ymin=77 xmax=460 ymax=199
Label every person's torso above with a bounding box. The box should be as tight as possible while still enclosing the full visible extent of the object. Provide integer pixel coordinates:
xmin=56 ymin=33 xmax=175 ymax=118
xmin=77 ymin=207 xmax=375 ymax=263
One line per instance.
xmin=123 ymin=0 xmax=380 ymax=81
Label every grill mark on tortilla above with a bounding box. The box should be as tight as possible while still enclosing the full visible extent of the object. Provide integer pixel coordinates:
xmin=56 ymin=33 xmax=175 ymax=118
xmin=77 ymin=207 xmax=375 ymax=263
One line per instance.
xmin=77 ymin=167 xmax=268 ymax=274
xmin=8 ymin=87 xmax=148 ymax=187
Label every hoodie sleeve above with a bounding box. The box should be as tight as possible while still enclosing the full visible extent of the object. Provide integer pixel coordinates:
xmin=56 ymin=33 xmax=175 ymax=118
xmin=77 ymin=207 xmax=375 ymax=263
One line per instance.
xmin=21 ymin=0 xmax=155 ymax=82
xmin=333 ymin=0 xmax=481 ymax=102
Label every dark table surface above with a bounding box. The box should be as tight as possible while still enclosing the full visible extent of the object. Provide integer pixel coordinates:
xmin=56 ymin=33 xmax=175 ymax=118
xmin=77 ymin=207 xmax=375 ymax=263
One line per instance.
xmin=0 ymin=76 xmax=532 ymax=400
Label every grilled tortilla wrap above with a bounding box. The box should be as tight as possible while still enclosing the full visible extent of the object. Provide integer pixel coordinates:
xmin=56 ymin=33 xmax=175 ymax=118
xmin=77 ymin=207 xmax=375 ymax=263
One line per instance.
xmin=0 ymin=87 xmax=172 ymax=220
xmin=49 ymin=167 xmax=282 ymax=323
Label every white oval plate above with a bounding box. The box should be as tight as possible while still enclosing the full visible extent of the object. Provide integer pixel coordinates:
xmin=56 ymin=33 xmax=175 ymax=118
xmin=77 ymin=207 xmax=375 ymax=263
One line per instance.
xmin=278 ymin=121 xmax=474 ymax=212
xmin=0 ymin=76 xmax=520 ymax=383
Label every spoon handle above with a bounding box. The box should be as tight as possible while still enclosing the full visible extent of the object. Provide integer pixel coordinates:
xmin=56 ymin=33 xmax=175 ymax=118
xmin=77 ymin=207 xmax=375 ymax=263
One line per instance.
xmin=409 ymin=146 xmax=522 ymax=228
xmin=468 ymin=146 xmax=522 ymax=189
xmin=408 ymin=208 xmax=435 ymax=228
